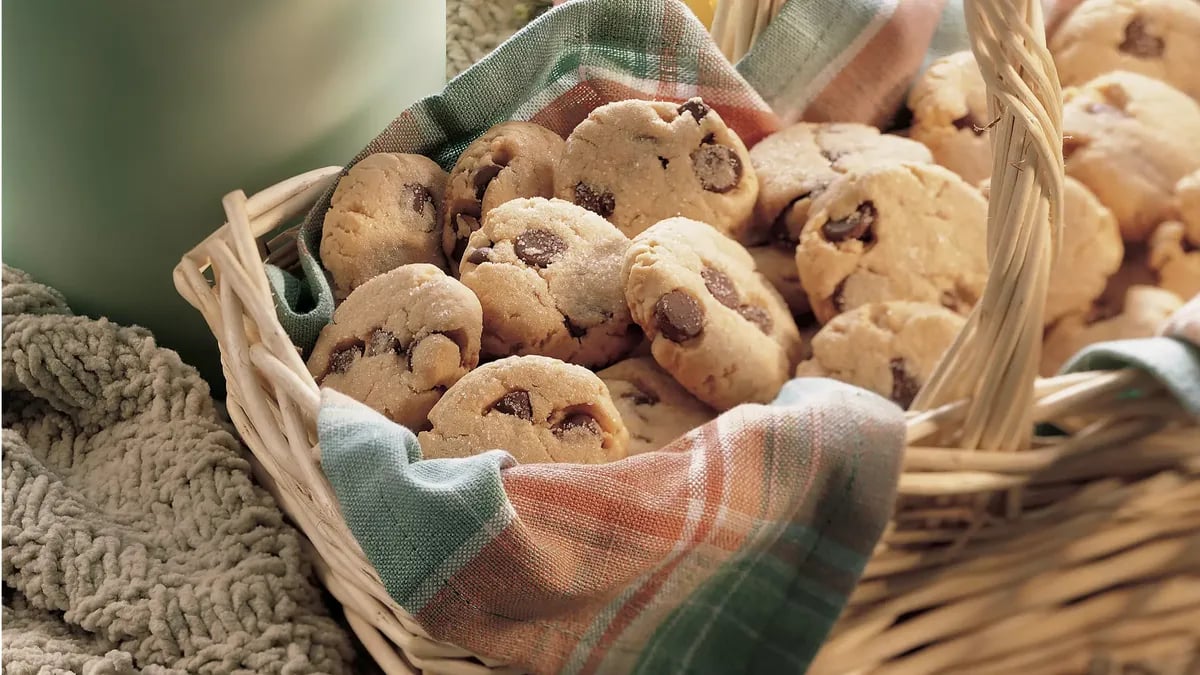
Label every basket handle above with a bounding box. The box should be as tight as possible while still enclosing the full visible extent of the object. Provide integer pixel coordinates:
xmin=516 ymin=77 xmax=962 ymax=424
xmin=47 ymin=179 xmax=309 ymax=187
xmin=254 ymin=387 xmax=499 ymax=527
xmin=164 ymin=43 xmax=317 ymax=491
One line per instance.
xmin=910 ymin=0 xmax=1065 ymax=452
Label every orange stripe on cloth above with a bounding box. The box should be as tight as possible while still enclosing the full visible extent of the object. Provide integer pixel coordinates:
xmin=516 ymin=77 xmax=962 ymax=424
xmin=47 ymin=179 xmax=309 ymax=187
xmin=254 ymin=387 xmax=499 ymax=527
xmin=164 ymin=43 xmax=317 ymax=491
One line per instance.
xmin=802 ymin=0 xmax=947 ymax=129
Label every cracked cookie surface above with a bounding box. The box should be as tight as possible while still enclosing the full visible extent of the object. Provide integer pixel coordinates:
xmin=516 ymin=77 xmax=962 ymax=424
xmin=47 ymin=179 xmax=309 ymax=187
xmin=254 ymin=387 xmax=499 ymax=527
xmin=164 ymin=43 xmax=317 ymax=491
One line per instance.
xmin=442 ymin=121 xmax=565 ymax=274
xmin=459 ymin=197 xmax=638 ymax=367
xmin=795 ymin=162 xmax=988 ymax=324
xmin=622 ymin=217 xmax=802 ymax=411
xmin=321 ymin=153 xmax=449 ymax=297
xmin=908 ymin=51 xmax=993 ymax=185
xmin=307 ymin=264 xmax=482 ymax=430
xmin=555 ymin=97 xmax=758 ymax=239
xmin=597 ymin=357 xmax=715 ymax=455
xmin=418 ymin=355 xmax=630 ymax=464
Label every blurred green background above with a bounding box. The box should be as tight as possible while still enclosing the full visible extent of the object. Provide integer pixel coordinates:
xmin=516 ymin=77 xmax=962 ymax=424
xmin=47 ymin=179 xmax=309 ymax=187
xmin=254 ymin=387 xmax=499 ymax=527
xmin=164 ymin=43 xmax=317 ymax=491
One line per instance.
xmin=3 ymin=1 xmax=446 ymax=394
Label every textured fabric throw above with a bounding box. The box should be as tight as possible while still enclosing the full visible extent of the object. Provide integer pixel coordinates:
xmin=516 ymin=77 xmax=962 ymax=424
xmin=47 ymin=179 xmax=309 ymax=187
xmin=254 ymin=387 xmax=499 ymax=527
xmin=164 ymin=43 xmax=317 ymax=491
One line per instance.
xmin=1 ymin=265 xmax=356 ymax=674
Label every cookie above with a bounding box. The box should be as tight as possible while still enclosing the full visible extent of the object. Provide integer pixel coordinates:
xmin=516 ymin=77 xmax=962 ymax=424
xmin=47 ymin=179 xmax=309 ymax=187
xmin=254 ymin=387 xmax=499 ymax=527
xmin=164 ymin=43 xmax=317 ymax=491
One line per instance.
xmin=1051 ymin=0 xmax=1200 ymax=102
xmin=980 ymin=176 xmax=1124 ymax=325
xmin=1041 ymin=285 xmax=1183 ymax=375
xmin=442 ymin=121 xmax=565 ymax=274
xmin=794 ymin=302 xmax=965 ymax=409
xmin=1149 ymin=220 xmax=1200 ymax=300
xmin=418 ymin=355 xmax=630 ymax=464
xmin=748 ymin=244 xmax=811 ymax=317
xmin=555 ymin=97 xmax=758 ymax=239
xmin=307 ymin=264 xmax=482 ymax=430
xmin=597 ymin=357 xmax=715 ymax=455
xmin=459 ymin=197 xmax=639 ymax=367
xmin=1061 ymin=71 xmax=1200 ymax=242
xmin=908 ymin=51 xmax=993 ymax=186
xmin=1176 ymin=170 xmax=1200 ymax=245
xmin=321 ymin=153 xmax=449 ymax=297
xmin=750 ymin=122 xmax=933 ymax=246
xmin=622 ymin=217 xmax=803 ymax=410
xmin=795 ymin=162 xmax=988 ymax=324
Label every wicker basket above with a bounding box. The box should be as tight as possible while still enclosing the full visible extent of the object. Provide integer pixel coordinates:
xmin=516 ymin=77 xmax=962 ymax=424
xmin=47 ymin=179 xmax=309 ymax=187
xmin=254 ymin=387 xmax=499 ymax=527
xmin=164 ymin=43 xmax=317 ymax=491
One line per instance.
xmin=173 ymin=1 xmax=1199 ymax=673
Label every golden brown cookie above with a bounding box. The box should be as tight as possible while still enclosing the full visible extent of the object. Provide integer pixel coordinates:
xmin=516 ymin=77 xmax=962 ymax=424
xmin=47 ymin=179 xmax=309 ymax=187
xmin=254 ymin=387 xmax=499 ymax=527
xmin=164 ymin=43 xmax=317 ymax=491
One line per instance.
xmin=908 ymin=51 xmax=993 ymax=185
xmin=597 ymin=357 xmax=715 ymax=455
xmin=1041 ymin=285 xmax=1183 ymax=375
xmin=747 ymin=244 xmax=811 ymax=317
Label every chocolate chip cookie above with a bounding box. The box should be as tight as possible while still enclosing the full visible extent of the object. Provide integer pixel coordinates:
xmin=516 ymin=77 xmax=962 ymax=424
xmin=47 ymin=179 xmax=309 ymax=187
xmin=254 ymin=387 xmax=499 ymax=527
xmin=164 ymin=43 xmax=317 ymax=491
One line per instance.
xmin=1041 ymin=285 xmax=1184 ymax=375
xmin=1177 ymin=170 xmax=1200 ymax=245
xmin=622 ymin=217 xmax=803 ymax=410
xmin=321 ymin=153 xmax=449 ymax=297
xmin=980 ymin=176 xmax=1124 ymax=325
xmin=796 ymin=162 xmax=988 ymax=324
xmin=459 ymin=197 xmax=639 ymax=367
xmin=1062 ymin=71 xmax=1200 ymax=242
xmin=1051 ymin=0 xmax=1200 ymax=102
xmin=555 ymin=97 xmax=758 ymax=239
xmin=748 ymin=244 xmax=811 ymax=317
xmin=750 ymin=122 xmax=933 ymax=247
xmin=794 ymin=302 xmax=965 ymax=409
xmin=597 ymin=357 xmax=716 ymax=455
xmin=307 ymin=264 xmax=482 ymax=430
xmin=418 ymin=355 xmax=630 ymax=464
xmin=1149 ymin=220 xmax=1200 ymax=300
xmin=908 ymin=51 xmax=993 ymax=185
xmin=442 ymin=121 xmax=565 ymax=274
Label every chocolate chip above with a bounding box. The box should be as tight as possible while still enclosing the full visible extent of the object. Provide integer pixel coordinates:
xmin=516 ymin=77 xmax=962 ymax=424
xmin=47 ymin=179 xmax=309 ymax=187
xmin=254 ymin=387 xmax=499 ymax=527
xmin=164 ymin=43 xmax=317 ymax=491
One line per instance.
xmin=514 ymin=229 xmax=567 ymax=267
xmin=939 ymin=290 xmax=965 ymax=313
xmin=691 ymin=144 xmax=742 ymax=193
xmin=653 ymin=290 xmax=705 ymax=342
xmin=365 ymin=328 xmax=398 ymax=357
xmin=574 ymin=182 xmax=616 ymax=218
xmin=622 ymin=387 xmax=659 ymax=406
xmin=700 ymin=266 xmax=740 ymax=308
xmin=1119 ymin=16 xmax=1164 ymax=58
xmin=737 ymin=305 xmax=773 ymax=334
xmin=658 ymin=156 xmax=669 ymax=169
xmin=329 ymin=341 xmax=364 ymax=375
xmin=404 ymin=183 xmax=434 ymax=212
xmin=677 ymin=98 xmax=710 ymax=121
xmin=701 ymin=132 xmax=716 ymax=145
xmin=564 ymin=317 xmax=588 ymax=338
xmin=472 ymin=162 xmax=504 ymax=200
xmin=952 ymin=115 xmax=986 ymax=136
xmin=466 ymin=247 xmax=492 ymax=265
xmin=552 ymin=412 xmax=601 ymax=437
xmin=822 ymin=201 xmax=877 ymax=244
xmin=490 ymin=390 xmax=533 ymax=420
xmin=889 ymin=358 xmax=920 ymax=409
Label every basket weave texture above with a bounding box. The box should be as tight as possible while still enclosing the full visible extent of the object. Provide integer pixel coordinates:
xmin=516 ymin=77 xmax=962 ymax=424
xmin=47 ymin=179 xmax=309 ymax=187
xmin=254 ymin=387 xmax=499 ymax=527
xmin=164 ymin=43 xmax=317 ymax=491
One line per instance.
xmin=175 ymin=0 xmax=1199 ymax=672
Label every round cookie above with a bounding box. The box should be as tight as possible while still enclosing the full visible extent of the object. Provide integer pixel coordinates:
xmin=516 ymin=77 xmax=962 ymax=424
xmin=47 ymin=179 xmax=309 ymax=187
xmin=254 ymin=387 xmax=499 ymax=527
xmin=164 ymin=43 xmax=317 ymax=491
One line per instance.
xmin=321 ymin=153 xmax=449 ymax=297
xmin=1061 ymin=71 xmax=1200 ymax=242
xmin=1051 ymin=0 xmax=1200 ymax=102
xmin=908 ymin=51 xmax=993 ymax=186
xmin=307 ymin=264 xmax=482 ymax=430
xmin=1041 ymin=285 xmax=1183 ymax=375
xmin=748 ymin=244 xmax=810 ymax=317
xmin=796 ymin=162 xmax=988 ymax=324
xmin=459 ymin=197 xmax=639 ymax=368
xmin=555 ymin=97 xmax=758 ymax=239
xmin=750 ymin=122 xmax=933 ymax=246
xmin=622 ymin=217 xmax=803 ymax=411
xmin=597 ymin=357 xmax=716 ymax=455
xmin=1176 ymin=170 xmax=1200 ymax=245
xmin=417 ymin=355 xmax=630 ymax=464
xmin=794 ymin=302 xmax=965 ymax=409
xmin=442 ymin=121 xmax=565 ymax=274
xmin=1149 ymin=221 xmax=1200 ymax=300
xmin=980 ymin=176 xmax=1124 ymax=325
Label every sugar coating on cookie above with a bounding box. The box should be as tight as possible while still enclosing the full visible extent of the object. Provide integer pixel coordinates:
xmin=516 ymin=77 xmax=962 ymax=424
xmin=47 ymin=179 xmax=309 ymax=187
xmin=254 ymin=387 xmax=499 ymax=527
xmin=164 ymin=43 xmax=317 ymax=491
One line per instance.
xmin=442 ymin=121 xmax=565 ymax=274
xmin=750 ymin=122 xmax=932 ymax=247
xmin=1062 ymin=71 xmax=1200 ymax=242
xmin=597 ymin=357 xmax=715 ymax=455
xmin=794 ymin=302 xmax=965 ymax=409
xmin=555 ymin=97 xmax=758 ymax=239
xmin=321 ymin=153 xmax=449 ymax=297
xmin=1051 ymin=0 xmax=1200 ymax=102
xmin=1041 ymin=285 xmax=1183 ymax=375
xmin=418 ymin=355 xmax=629 ymax=464
xmin=796 ymin=162 xmax=988 ymax=324
xmin=747 ymin=244 xmax=811 ymax=317
xmin=459 ymin=197 xmax=639 ymax=368
xmin=1177 ymin=170 xmax=1200 ymax=245
xmin=981 ymin=176 xmax=1124 ymax=325
xmin=1149 ymin=220 xmax=1200 ymax=300
xmin=307 ymin=264 xmax=482 ymax=430
xmin=908 ymin=51 xmax=993 ymax=186
xmin=622 ymin=217 xmax=803 ymax=411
